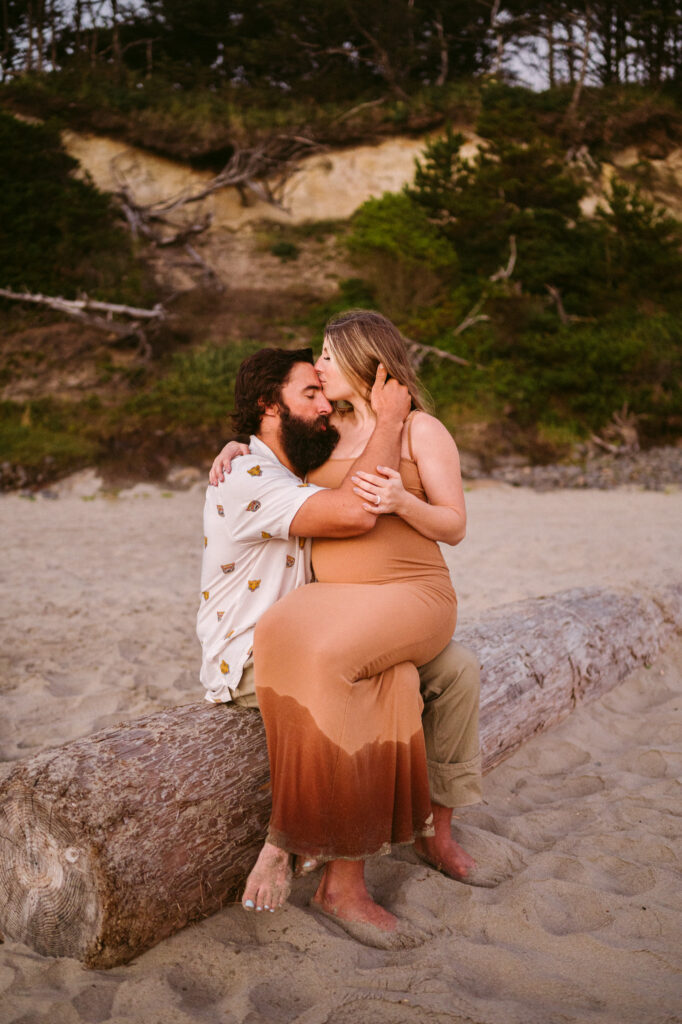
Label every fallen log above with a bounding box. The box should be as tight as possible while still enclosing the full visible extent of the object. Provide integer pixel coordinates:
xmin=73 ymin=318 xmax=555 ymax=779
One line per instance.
xmin=0 ymin=585 xmax=680 ymax=967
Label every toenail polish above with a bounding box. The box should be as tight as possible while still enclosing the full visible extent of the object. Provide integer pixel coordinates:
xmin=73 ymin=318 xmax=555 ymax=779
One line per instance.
xmin=244 ymin=899 xmax=255 ymax=908
xmin=269 ymin=908 xmax=275 ymax=913
xmin=256 ymin=906 xmax=262 ymax=912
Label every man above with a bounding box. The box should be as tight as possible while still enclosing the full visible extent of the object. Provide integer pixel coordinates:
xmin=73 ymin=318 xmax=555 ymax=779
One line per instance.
xmin=197 ymin=347 xmax=481 ymax=910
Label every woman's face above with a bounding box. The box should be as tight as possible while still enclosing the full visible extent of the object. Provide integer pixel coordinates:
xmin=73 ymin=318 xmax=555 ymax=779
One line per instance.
xmin=314 ymin=340 xmax=356 ymax=403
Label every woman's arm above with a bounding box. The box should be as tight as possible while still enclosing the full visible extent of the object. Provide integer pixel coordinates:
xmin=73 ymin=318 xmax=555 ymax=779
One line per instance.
xmin=351 ymin=413 xmax=466 ymax=546
xmin=209 ymin=441 xmax=251 ymax=485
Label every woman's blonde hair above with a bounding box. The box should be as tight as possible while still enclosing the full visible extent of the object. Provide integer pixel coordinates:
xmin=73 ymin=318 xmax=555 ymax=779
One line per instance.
xmin=323 ymin=309 xmax=430 ymax=412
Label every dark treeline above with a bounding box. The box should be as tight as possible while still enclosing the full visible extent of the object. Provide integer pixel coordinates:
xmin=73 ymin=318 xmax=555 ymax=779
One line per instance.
xmin=2 ymin=2 xmax=682 ymax=95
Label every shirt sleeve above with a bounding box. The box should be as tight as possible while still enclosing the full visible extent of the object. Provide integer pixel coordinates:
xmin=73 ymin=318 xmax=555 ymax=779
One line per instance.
xmin=216 ymin=457 xmax=325 ymax=542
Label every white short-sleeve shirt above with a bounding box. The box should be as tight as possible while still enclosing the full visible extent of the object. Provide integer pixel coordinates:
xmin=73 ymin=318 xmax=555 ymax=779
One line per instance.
xmin=197 ymin=436 xmax=325 ymax=703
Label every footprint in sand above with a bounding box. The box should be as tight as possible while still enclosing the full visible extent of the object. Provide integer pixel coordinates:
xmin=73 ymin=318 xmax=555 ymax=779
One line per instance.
xmin=623 ymin=748 xmax=679 ymax=778
xmin=523 ymin=878 xmax=614 ymax=935
xmin=546 ymin=852 xmax=657 ymax=896
xmin=511 ymin=774 xmax=606 ymax=805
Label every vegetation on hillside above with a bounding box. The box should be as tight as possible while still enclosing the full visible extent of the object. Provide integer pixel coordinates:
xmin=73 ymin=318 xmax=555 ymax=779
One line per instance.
xmin=343 ymin=99 xmax=682 ymax=450
xmin=1 ymin=2 xmax=682 ymax=486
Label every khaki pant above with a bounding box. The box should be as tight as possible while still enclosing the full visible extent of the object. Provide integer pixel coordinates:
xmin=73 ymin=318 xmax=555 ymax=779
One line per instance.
xmin=233 ymin=638 xmax=481 ymax=810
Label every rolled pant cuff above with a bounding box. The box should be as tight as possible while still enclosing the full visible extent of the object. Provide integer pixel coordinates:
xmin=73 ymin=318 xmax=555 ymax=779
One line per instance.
xmin=426 ymin=751 xmax=482 ymax=809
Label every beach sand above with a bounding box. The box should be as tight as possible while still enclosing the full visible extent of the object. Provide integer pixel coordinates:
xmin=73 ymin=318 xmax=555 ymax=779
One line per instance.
xmin=1 ymin=482 xmax=680 ymax=1023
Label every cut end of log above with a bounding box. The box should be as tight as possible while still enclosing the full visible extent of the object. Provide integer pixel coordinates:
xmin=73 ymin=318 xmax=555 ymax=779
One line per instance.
xmin=0 ymin=788 xmax=101 ymax=959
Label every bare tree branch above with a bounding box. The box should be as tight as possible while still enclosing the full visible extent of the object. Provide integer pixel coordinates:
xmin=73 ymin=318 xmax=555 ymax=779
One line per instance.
xmin=330 ymin=97 xmax=387 ymax=124
xmin=489 ymin=0 xmax=505 ymax=76
xmin=454 ymin=296 xmax=491 ymax=336
xmin=544 ymin=284 xmax=594 ymax=325
xmin=566 ymin=8 xmax=594 ymax=121
xmin=434 ymin=12 xmax=448 ymax=87
xmin=183 ymin=244 xmax=224 ymax=290
xmin=407 ymin=338 xmax=485 ymax=371
xmin=448 ymin=236 xmax=517 ymax=339
xmin=545 ymin=283 xmax=571 ymax=324
xmin=111 ymin=135 xmax=320 ymax=287
xmin=489 ymin=234 xmax=517 ymax=282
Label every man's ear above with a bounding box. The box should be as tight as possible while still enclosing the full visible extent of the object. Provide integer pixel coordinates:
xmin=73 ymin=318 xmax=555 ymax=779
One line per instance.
xmin=259 ymin=398 xmax=279 ymax=420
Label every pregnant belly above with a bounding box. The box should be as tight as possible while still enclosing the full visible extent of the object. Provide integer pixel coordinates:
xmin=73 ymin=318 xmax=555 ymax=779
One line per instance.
xmin=312 ymin=517 xmax=453 ymax=588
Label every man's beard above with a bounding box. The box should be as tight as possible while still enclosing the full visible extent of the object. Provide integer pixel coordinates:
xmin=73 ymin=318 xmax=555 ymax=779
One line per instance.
xmin=279 ymin=403 xmax=340 ymax=477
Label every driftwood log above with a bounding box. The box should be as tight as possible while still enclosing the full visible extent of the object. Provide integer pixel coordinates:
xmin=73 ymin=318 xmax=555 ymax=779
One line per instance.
xmin=1 ymin=584 xmax=680 ymax=968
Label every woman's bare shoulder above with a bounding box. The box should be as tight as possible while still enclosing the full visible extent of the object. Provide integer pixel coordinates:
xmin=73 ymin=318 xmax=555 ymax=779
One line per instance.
xmin=401 ymin=411 xmax=457 ymax=462
xmin=409 ymin=411 xmax=456 ymax=445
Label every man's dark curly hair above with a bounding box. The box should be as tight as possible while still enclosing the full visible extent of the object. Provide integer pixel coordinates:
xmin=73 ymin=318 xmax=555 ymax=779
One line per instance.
xmin=232 ymin=347 xmax=315 ymax=436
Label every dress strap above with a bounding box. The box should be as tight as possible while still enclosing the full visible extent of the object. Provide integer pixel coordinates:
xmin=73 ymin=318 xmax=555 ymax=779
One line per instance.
xmin=405 ymin=409 xmax=418 ymax=462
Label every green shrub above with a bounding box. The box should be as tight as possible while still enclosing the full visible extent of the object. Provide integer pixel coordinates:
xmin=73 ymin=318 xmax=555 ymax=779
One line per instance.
xmin=0 ymin=111 xmax=148 ymax=304
xmin=0 ymin=399 xmax=101 ymax=473
xmin=347 ymin=192 xmax=459 ymax=317
xmin=270 ymin=241 xmax=300 ymax=262
xmin=122 ymin=341 xmax=263 ymax=432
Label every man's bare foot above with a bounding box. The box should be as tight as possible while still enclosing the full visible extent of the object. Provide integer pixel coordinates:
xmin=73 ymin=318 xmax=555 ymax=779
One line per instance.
xmin=414 ymin=802 xmax=477 ymax=880
xmin=242 ymin=842 xmax=292 ymax=913
xmin=415 ymin=833 xmax=476 ymax=880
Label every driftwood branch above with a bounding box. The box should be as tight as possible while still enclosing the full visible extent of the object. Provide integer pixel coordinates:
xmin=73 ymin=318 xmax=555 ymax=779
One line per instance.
xmin=0 ymin=287 xmax=165 ymax=353
xmin=591 ymin=403 xmax=640 ymax=454
xmin=1 ymin=584 xmax=679 ymax=968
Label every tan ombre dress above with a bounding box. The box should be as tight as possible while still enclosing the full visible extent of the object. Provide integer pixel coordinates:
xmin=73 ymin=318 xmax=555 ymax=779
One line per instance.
xmin=253 ymin=439 xmax=457 ymax=861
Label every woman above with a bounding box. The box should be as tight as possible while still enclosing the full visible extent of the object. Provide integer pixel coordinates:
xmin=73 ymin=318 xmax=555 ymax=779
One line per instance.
xmin=216 ymin=310 xmax=467 ymax=947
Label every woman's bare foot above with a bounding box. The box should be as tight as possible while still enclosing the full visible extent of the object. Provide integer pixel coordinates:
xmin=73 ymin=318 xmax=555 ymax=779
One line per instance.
xmin=293 ymin=854 xmax=324 ymax=877
xmin=310 ymin=860 xmax=425 ymax=949
xmin=242 ymin=842 xmax=292 ymax=912
xmin=415 ymin=802 xmax=477 ymax=880
xmin=312 ymin=861 xmax=398 ymax=932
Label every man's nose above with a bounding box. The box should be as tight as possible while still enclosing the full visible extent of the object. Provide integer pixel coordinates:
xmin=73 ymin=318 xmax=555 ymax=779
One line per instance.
xmin=317 ymin=394 xmax=332 ymax=414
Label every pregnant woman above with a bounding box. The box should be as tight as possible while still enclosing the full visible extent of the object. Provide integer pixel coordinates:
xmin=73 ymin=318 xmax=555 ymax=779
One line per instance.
xmin=241 ymin=309 xmax=464 ymax=942
xmin=227 ymin=311 xmax=468 ymax=947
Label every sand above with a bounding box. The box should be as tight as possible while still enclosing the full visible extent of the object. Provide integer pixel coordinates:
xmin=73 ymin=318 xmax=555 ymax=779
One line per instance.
xmin=0 ymin=481 xmax=681 ymax=1023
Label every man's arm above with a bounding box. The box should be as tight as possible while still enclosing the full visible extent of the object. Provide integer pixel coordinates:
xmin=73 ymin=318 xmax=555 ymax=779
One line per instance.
xmin=290 ymin=365 xmax=410 ymax=538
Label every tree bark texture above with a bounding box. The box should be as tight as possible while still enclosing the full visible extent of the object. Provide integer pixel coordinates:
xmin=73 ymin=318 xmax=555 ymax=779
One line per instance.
xmin=1 ymin=584 xmax=680 ymax=968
